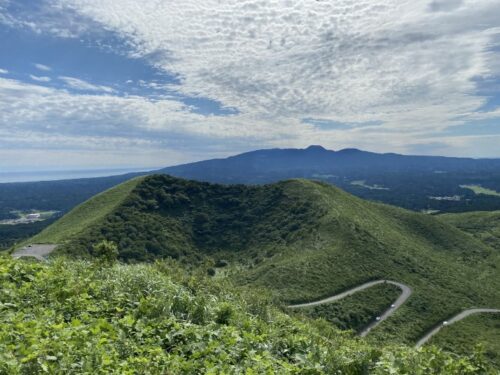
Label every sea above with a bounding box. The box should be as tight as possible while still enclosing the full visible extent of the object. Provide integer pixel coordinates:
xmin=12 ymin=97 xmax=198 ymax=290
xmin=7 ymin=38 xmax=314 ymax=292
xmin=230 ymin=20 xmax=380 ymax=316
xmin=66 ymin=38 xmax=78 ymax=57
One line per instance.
xmin=0 ymin=167 xmax=158 ymax=183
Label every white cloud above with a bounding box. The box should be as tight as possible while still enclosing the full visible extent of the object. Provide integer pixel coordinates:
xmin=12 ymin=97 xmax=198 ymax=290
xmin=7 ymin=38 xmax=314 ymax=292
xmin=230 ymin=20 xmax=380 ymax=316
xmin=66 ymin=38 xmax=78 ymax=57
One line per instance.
xmin=0 ymin=68 xmax=8 ymax=74
xmin=30 ymin=74 xmax=51 ymax=82
xmin=53 ymin=1 xmax=500 ymax=130
xmin=0 ymin=76 xmax=277 ymax=141
xmin=58 ymin=76 xmax=115 ymax=93
xmin=1 ymin=0 xmax=500 ymax=166
xmin=34 ymin=63 xmax=52 ymax=72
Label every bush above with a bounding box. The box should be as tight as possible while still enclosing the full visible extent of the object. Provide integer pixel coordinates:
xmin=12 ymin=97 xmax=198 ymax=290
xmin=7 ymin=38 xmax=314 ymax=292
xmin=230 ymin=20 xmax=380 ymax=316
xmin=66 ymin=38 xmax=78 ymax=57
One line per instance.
xmin=207 ymin=267 xmax=216 ymax=276
xmin=92 ymin=240 xmax=118 ymax=266
xmin=0 ymin=257 xmax=495 ymax=374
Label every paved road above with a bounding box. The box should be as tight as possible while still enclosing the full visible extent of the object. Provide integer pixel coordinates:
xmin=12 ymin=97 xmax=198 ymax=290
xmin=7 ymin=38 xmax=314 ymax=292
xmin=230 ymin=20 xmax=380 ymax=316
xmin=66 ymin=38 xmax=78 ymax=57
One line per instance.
xmin=288 ymin=280 xmax=412 ymax=336
xmin=415 ymin=308 xmax=500 ymax=348
xmin=12 ymin=244 xmax=58 ymax=261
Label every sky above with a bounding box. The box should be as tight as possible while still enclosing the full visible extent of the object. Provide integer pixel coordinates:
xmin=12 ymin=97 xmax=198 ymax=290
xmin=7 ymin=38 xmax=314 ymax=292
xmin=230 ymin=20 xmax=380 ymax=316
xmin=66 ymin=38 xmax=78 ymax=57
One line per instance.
xmin=1 ymin=0 xmax=500 ymax=171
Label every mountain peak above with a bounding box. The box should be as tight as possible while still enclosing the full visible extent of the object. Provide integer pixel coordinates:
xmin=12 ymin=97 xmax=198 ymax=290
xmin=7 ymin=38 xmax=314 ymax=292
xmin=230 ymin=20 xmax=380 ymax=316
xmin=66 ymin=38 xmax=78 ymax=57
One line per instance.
xmin=338 ymin=148 xmax=362 ymax=153
xmin=305 ymin=145 xmax=328 ymax=151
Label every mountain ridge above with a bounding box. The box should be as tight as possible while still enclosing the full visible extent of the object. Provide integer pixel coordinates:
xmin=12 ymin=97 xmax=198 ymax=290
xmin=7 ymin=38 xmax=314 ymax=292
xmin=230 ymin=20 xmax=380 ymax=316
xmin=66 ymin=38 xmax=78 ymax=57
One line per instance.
xmin=27 ymin=175 xmax=500 ymax=356
xmin=3 ymin=146 xmax=500 ymax=251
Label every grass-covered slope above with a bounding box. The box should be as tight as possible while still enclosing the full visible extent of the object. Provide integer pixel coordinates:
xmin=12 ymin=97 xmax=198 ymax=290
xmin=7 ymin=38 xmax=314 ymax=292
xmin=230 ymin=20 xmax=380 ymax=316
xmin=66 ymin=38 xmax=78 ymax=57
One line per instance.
xmin=239 ymin=181 xmax=500 ymax=343
xmin=52 ymin=175 xmax=327 ymax=261
xmin=439 ymin=211 xmax=500 ymax=251
xmin=29 ymin=177 xmax=144 ymax=244
xmin=291 ymin=283 xmax=402 ymax=333
xmin=0 ymin=256 xmax=495 ymax=374
xmin=33 ymin=175 xmax=500 ymax=352
xmin=429 ymin=313 xmax=500 ymax=368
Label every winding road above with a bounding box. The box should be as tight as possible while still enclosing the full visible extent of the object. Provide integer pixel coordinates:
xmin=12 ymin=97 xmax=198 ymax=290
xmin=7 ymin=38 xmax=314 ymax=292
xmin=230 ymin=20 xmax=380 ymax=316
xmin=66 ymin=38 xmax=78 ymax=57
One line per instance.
xmin=415 ymin=308 xmax=500 ymax=348
xmin=12 ymin=244 xmax=57 ymax=261
xmin=288 ymin=280 xmax=412 ymax=336
xmin=288 ymin=281 xmax=500 ymax=344
xmin=11 ymin=247 xmax=500 ymax=346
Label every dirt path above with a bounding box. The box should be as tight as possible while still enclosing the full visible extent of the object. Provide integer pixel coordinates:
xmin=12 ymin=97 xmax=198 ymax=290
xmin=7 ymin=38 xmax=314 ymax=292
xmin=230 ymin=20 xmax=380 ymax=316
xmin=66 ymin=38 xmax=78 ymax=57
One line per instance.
xmin=288 ymin=280 xmax=412 ymax=336
xmin=415 ymin=308 xmax=500 ymax=347
xmin=12 ymin=244 xmax=58 ymax=261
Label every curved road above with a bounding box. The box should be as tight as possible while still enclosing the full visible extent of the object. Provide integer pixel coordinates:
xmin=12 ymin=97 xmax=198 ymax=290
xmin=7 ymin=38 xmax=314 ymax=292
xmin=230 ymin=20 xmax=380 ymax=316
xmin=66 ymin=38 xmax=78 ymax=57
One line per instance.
xmin=415 ymin=308 xmax=500 ymax=348
xmin=288 ymin=280 xmax=412 ymax=336
xmin=12 ymin=244 xmax=57 ymax=261
xmin=12 ymin=247 xmax=499 ymax=346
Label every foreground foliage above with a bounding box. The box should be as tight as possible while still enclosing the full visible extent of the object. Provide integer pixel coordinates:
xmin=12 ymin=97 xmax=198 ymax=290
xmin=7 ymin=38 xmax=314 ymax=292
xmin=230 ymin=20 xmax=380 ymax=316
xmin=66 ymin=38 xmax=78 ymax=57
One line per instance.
xmin=429 ymin=314 xmax=500 ymax=368
xmin=0 ymin=256 xmax=495 ymax=374
xmin=25 ymin=175 xmax=500 ymax=354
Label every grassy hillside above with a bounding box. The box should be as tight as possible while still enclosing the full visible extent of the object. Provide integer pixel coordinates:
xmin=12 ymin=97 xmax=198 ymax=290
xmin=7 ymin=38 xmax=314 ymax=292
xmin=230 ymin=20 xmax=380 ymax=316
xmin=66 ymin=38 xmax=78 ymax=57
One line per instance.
xmin=0 ymin=256 xmax=495 ymax=374
xmin=32 ymin=175 xmax=500 ymax=361
xmin=439 ymin=211 xmax=500 ymax=251
xmin=429 ymin=313 xmax=500 ymax=368
xmin=239 ymin=181 xmax=500 ymax=345
xmin=291 ymin=283 xmax=402 ymax=333
xmin=29 ymin=177 xmax=144 ymax=245
xmin=54 ymin=175 xmax=327 ymax=261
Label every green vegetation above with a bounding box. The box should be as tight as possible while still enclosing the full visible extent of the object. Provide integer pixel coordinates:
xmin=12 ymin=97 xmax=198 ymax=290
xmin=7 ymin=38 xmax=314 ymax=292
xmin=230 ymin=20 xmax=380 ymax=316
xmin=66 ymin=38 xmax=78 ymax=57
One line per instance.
xmin=55 ymin=175 xmax=326 ymax=261
xmin=92 ymin=240 xmax=119 ymax=266
xmin=0 ymin=256 xmax=496 ymax=374
xmin=0 ymin=219 xmax=57 ymax=250
xmin=429 ymin=314 xmax=500 ymax=368
xmin=440 ymin=210 xmax=500 ymax=251
xmin=291 ymin=284 xmax=401 ymax=333
xmin=460 ymin=185 xmax=500 ymax=197
xmin=30 ymin=175 xmax=500 ymax=364
xmin=30 ymin=177 xmax=143 ymax=245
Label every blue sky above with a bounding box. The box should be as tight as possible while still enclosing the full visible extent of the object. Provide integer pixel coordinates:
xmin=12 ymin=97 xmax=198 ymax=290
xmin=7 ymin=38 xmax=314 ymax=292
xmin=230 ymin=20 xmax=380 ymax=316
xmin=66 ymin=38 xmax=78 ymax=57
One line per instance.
xmin=1 ymin=0 xmax=500 ymax=171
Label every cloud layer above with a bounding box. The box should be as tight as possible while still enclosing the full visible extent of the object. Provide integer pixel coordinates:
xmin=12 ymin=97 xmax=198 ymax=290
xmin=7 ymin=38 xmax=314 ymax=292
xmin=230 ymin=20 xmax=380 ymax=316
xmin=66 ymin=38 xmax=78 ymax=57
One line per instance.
xmin=1 ymin=0 xmax=500 ymax=168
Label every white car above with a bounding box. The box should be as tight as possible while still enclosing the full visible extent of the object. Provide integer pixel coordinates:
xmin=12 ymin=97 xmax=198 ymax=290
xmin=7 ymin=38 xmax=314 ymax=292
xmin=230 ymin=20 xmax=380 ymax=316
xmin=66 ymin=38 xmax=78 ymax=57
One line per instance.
xmin=375 ymin=316 xmax=381 ymax=321
xmin=443 ymin=321 xmax=448 ymax=325
xmin=390 ymin=304 xmax=395 ymax=308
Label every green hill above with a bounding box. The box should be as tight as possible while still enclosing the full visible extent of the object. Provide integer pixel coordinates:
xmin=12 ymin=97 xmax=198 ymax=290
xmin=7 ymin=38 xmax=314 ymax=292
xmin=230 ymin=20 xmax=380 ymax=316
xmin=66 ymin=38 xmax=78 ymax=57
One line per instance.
xmin=32 ymin=175 xmax=500 ymax=362
xmin=439 ymin=211 xmax=500 ymax=251
xmin=2 ymin=256 xmax=494 ymax=374
xmin=29 ymin=177 xmax=144 ymax=245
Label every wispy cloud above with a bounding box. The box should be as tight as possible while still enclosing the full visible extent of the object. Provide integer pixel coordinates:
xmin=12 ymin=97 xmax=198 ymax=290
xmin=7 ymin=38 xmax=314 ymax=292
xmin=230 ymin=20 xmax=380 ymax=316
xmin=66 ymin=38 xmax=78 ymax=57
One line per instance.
xmin=34 ymin=63 xmax=51 ymax=72
xmin=53 ymin=1 xmax=500 ymax=129
xmin=30 ymin=74 xmax=51 ymax=82
xmin=0 ymin=0 xmax=500 ymax=167
xmin=59 ymin=76 xmax=115 ymax=93
xmin=0 ymin=68 xmax=8 ymax=74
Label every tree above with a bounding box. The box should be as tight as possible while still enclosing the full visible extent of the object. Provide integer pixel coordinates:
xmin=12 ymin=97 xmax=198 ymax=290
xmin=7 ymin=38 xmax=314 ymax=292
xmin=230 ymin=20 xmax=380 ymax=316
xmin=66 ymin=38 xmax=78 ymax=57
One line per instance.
xmin=92 ymin=240 xmax=118 ymax=266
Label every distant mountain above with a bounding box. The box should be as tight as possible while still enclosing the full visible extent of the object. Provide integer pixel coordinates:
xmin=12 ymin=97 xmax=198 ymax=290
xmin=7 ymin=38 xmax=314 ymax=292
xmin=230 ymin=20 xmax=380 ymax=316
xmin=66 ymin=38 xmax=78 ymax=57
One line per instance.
xmin=160 ymin=146 xmax=500 ymax=213
xmin=160 ymin=145 xmax=500 ymax=183
xmin=1 ymin=146 xmax=500 ymax=227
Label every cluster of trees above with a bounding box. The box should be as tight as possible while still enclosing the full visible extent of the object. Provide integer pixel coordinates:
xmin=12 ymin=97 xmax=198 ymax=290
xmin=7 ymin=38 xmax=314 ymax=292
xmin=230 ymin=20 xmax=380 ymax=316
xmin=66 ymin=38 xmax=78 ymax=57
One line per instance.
xmin=62 ymin=175 xmax=327 ymax=262
xmin=0 ymin=219 xmax=57 ymax=250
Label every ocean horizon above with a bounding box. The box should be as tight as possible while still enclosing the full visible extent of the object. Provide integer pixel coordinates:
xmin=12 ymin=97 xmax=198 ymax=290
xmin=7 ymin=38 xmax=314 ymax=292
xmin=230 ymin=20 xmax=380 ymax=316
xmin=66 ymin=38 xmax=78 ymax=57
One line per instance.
xmin=0 ymin=167 xmax=158 ymax=183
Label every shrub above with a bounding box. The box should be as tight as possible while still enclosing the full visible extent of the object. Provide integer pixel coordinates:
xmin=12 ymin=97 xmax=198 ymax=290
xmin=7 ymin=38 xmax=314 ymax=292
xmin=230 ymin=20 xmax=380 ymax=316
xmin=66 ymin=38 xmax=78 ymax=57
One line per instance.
xmin=92 ymin=240 xmax=118 ymax=266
